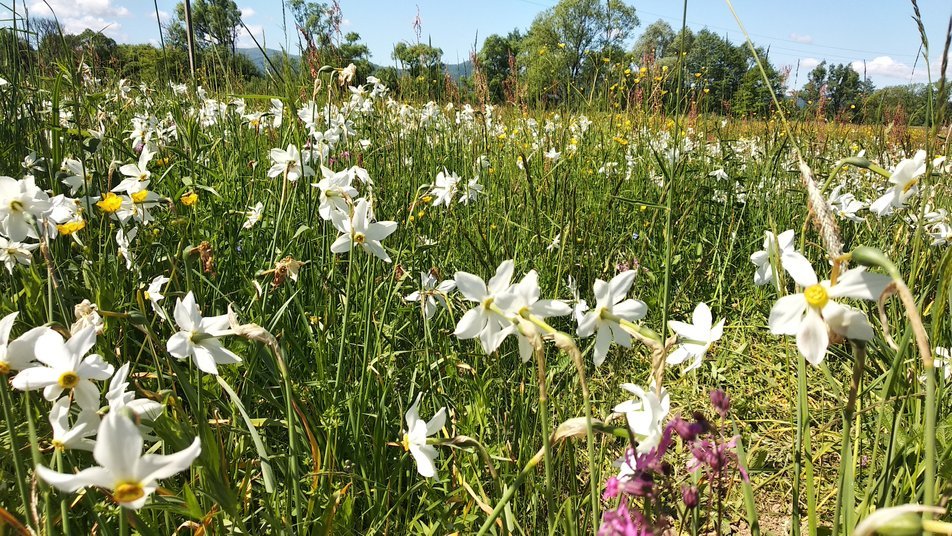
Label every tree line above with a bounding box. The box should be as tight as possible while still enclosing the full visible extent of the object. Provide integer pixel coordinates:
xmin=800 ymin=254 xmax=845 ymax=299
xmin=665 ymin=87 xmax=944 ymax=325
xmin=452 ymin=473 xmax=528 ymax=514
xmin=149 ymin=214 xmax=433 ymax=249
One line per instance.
xmin=0 ymin=0 xmax=946 ymax=124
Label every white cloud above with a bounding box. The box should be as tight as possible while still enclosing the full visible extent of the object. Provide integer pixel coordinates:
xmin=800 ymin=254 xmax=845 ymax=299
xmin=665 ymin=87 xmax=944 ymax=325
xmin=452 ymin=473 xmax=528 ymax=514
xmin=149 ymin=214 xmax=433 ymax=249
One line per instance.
xmin=28 ymin=0 xmax=130 ymax=40
xmin=29 ymin=0 xmax=129 ymax=19
xmin=240 ymin=7 xmax=256 ymax=18
xmin=237 ymin=24 xmax=265 ymax=48
xmin=789 ymin=33 xmax=813 ymax=44
xmin=851 ymin=56 xmax=915 ymax=80
xmin=800 ymin=57 xmax=821 ymax=71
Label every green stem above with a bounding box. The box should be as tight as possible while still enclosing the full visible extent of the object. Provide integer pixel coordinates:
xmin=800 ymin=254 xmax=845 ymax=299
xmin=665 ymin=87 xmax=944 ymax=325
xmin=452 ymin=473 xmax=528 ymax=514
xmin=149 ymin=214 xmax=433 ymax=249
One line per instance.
xmin=797 ymin=354 xmax=818 ymax=536
xmin=0 ymin=379 xmax=31 ymax=530
xmin=833 ymin=343 xmax=865 ymax=536
xmin=477 ymin=449 xmax=546 ymax=536
xmin=119 ymin=508 xmax=129 ymax=536
xmin=924 ymin=364 xmax=936 ymax=514
xmin=532 ymin=343 xmax=556 ymax=533
xmin=55 ymin=448 xmax=71 ymax=536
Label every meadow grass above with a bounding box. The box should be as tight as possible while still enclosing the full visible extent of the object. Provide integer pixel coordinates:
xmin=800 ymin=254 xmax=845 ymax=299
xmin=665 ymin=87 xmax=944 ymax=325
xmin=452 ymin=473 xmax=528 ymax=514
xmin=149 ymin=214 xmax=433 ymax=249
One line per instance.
xmin=0 ymin=7 xmax=949 ymax=535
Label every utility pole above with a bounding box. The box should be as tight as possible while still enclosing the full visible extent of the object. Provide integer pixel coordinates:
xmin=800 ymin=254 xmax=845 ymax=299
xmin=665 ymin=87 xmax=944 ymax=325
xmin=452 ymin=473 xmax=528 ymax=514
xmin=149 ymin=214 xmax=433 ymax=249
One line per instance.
xmin=184 ymin=0 xmax=197 ymax=80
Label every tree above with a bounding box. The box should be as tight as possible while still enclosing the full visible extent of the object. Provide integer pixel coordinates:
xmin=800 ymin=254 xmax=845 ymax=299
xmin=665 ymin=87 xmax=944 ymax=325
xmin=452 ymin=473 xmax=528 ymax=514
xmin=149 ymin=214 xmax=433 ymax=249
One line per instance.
xmin=477 ymin=30 xmax=522 ymax=102
xmin=799 ymin=61 xmax=871 ymax=120
xmin=732 ymin=53 xmax=784 ymax=117
xmin=288 ymin=0 xmax=340 ymax=50
xmin=336 ymin=32 xmax=372 ymax=81
xmin=520 ymin=0 xmax=639 ymax=102
xmin=632 ymin=20 xmax=674 ymax=64
xmin=393 ymin=41 xmax=443 ymax=79
xmin=682 ymin=30 xmax=747 ymax=112
xmin=168 ymin=0 xmax=242 ymax=54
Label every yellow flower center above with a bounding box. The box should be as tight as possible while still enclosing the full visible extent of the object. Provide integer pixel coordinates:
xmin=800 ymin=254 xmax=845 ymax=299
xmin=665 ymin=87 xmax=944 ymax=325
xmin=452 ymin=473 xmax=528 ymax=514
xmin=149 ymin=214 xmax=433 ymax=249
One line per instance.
xmin=9 ymin=200 xmax=23 ymax=212
xmin=113 ymin=482 xmax=145 ymax=504
xmin=481 ymin=296 xmax=494 ymax=310
xmin=97 ymin=193 xmax=122 ymax=213
xmin=57 ymin=371 xmax=79 ymax=389
xmin=57 ymin=219 xmax=86 ymax=235
xmin=51 ymin=440 xmax=65 ymax=450
xmin=0 ymin=362 xmax=10 ymax=375
xmin=401 ymin=433 xmax=412 ymax=452
xmin=131 ymin=190 xmax=149 ymax=203
xmin=804 ymin=284 xmax=829 ymax=309
xmin=421 ymin=195 xmax=433 ymax=203
xmin=180 ymin=192 xmax=198 ymax=206
xmin=353 ymin=232 xmax=365 ymax=245
xmin=902 ymin=178 xmax=919 ymax=193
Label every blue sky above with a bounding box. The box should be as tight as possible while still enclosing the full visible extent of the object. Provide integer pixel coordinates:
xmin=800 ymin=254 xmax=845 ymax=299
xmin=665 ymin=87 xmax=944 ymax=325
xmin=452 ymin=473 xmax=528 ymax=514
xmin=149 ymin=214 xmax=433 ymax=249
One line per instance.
xmin=20 ymin=0 xmax=952 ymax=87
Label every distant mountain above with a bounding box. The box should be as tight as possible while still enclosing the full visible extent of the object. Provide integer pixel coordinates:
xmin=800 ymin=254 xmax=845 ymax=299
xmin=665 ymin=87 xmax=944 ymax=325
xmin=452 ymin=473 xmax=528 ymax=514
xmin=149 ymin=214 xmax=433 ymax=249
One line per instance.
xmin=445 ymin=60 xmax=474 ymax=80
xmin=237 ymin=47 xmax=298 ymax=73
xmin=237 ymin=47 xmax=474 ymax=81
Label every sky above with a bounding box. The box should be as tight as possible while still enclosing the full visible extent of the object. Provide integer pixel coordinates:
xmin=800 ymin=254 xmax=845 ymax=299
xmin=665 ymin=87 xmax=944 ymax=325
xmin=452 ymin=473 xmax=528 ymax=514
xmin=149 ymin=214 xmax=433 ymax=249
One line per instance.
xmin=14 ymin=0 xmax=952 ymax=88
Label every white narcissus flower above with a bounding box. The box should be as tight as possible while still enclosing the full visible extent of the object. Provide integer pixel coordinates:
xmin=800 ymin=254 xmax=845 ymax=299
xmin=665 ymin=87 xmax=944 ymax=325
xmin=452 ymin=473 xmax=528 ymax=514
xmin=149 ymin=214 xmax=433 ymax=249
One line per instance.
xmin=613 ymin=384 xmax=670 ymax=454
xmin=12 ymin=327 xmax=114 ymax=410
xmin=869 ymin=150 xmax=926 ymax=216
xmin=116 ymin=227 xmax=137 ymax=271
xmin=769 ymin=263 xmax=890 ymax=365
xmin=749 ymin=229 xmax=810 ymax=287
xmin=71 ymin=300 xmax=105 ymax=335
xmin=330 ymin=198 xmax=397 ymax=263
xmin=268 ymin=144 xmax=313 ymax=182
xmin=0 ymin=175 xmax=51 ymax=242
xmin=400 ymin=393 xmax=446 ymax=478
xmin=544 ymin=148 xmax=561 ymax=161
xmin=933 ymin=346 xmax=951 ymax=382
xmin=166 ymin=292 xmax=241 ymax=375
xmin=576 ymin=271 xmax=648 ymax=367
xmin=60 ymin=158 xmax=93 ymax=194
xmin=454 ymin=259 xmax=517 ymax=355
xmin=430 ymin=169 xmax=460 ymax=208
xmin=667 ymin=302 xmax=724 ymax=373
xmin=405 ymin=271 xmax=455 ymax=320
xmin=115 ymin=147 xmax=153 ymax=191
xmin=36 ymin=411 xmax=201 ymax=509
xmin=269 ymin=98 xmax=284 ymax=129
xmin=459 ymin=176 xmax=483 ymax=205
xmin=313 ymin=166 xmax=357 ymax=225
xmin=502 ymin=270 xmax=572 ymax=363
xmin=106 ymin=363 xmax=164 ymax=421
xmin=0 ymin=312 xmax=44 ymax=374
xmin=0 ymin=236 xmax=38 ymax=273
xmin=145 ymin=275 xmax=170 ymax=321
xmin=828 ymin=185 xmax=866 ymax=222
xmin=242 ymin=202 xmax=264 ymax=229
xmin=49 ymin=397 xmax=100 ymax=451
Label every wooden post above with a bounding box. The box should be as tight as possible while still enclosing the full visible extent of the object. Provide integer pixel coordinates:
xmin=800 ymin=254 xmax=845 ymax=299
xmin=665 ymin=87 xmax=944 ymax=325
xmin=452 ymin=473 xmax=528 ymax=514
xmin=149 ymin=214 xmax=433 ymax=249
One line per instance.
xmin=184 ymin=0 xmax=197 ymax=80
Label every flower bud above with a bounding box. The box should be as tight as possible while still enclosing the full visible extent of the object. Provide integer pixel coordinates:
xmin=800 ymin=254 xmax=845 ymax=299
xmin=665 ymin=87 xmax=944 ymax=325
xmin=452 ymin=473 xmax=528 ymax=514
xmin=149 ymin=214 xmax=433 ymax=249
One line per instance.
xmin=682 ymin=485 xmax=699 ymax=508
xmin=710 ymin=389 xmax=730 ymax=419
